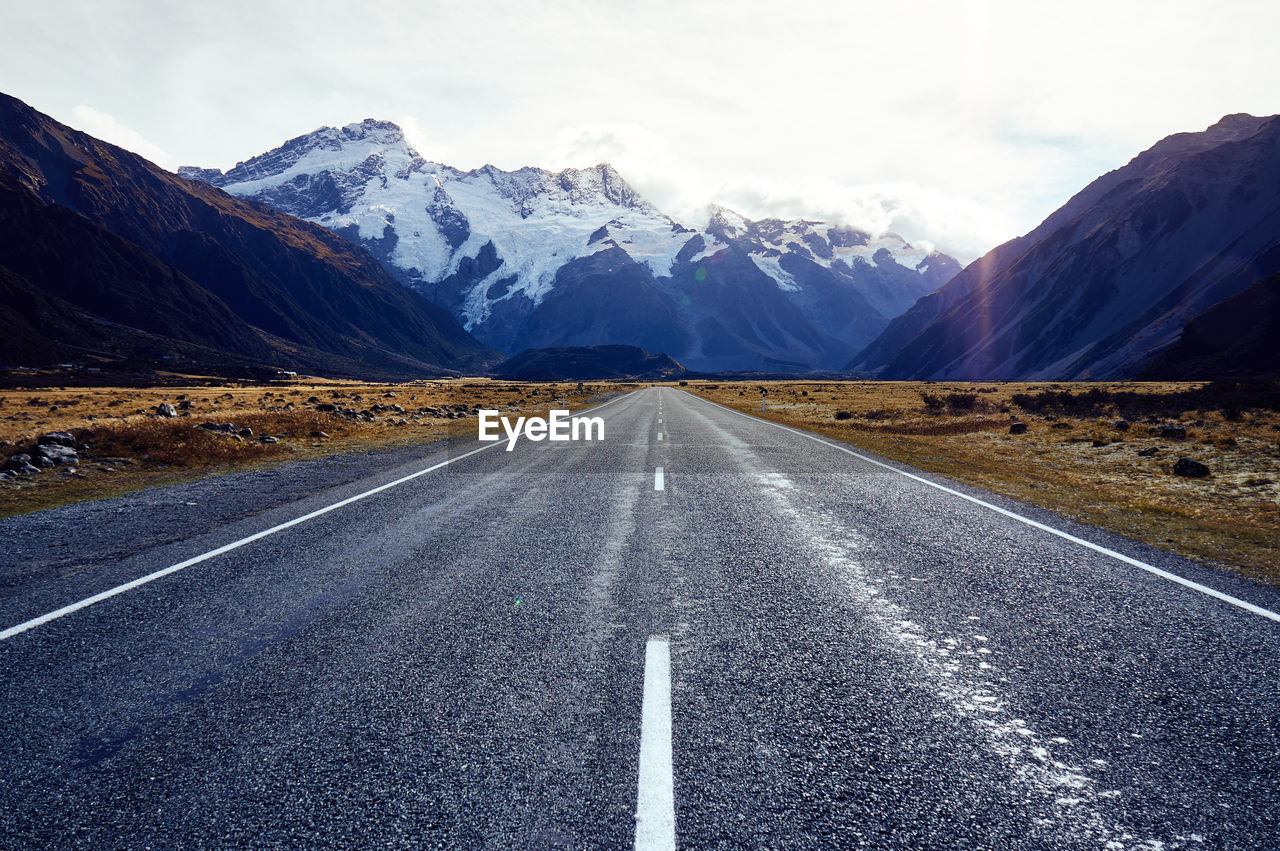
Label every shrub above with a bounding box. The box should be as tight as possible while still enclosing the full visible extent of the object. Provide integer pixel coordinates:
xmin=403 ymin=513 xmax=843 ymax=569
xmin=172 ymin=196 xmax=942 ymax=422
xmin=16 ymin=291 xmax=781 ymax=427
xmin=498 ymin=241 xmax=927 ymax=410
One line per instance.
xmin=944 ymin=393 xmax=979 ymax=413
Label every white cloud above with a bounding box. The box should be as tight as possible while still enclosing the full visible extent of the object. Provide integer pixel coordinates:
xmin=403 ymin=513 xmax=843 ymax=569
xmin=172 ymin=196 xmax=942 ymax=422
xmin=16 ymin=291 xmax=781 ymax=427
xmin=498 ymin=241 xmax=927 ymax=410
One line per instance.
xmin=2 ymin=1 xmax=1275 ymax=261
xmin=70 ymin=105 xmax=171 ymax=168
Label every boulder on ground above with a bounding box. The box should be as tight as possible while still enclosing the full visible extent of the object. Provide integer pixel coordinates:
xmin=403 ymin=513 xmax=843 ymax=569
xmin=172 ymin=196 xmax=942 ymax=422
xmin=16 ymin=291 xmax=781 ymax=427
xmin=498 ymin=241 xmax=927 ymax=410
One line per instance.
xmin=155 ymin=402 xmax=178 ymax=417
xmin=1009 ymin=422 xmax=1028 ymax=435
xmin=34 ymin=444 xmax=78 ymax=466
xmin=1158 ymin=425 xmax=1187 ymax=440
xmin=38 ymin=431 xmax=76 ymax=447
xmin=1173 ymin=457 xmax=1211 ymax=478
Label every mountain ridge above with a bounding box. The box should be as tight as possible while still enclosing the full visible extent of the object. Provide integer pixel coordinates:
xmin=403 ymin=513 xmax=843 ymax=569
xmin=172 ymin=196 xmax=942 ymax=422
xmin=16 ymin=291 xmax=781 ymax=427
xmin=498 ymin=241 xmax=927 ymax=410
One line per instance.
xmin=850 ymin=112 xmax=1280 ymax=379
xmin=0 ymin=92 xmax=496 ymax=378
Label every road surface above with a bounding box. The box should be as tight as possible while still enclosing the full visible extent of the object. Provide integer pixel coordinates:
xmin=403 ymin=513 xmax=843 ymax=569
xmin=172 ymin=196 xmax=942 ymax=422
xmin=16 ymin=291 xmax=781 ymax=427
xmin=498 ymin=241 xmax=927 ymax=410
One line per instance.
xmin=1 ymin=387 xmax=1277 ymax=848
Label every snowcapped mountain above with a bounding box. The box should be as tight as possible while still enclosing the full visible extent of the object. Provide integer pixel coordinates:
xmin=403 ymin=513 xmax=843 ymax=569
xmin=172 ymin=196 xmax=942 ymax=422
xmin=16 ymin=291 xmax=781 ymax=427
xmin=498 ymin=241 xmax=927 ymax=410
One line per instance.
xmin=181 ymin=120 xmax=958 ymax=371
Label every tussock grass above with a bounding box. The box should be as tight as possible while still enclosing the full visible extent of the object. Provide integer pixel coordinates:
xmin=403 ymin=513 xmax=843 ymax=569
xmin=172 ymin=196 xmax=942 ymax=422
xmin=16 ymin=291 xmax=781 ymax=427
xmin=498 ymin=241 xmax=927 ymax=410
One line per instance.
xmin=0 ymin=377 xmax=607 ymax=517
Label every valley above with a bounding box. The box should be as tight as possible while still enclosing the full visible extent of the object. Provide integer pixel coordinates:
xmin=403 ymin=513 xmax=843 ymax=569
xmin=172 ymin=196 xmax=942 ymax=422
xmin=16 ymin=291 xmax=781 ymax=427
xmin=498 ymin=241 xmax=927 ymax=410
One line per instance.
xmin=4 ymin=373 xmax=1276 ymax=582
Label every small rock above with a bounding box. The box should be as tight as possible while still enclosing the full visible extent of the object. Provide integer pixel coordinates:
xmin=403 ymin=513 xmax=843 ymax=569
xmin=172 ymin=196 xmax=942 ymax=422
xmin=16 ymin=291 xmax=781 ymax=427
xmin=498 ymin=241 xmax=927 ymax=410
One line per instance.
xmin=315 ymin=403 xmax=337 ymax=413
xmin=1172 ymin=457 xmax=1210 ymax=478
xmin=238 ymin=427 xmax=253 ymax=438
xmin=155 ymin=402 xmax=178 ymax=418
xmin=178 ymin=400 xmax=193 ymax=410
xmin=1112 ymin=420 xmax=1130 ymax=431
xmin=261 ymin=435 xmax=279 ymax=444
xmin=1158 ymin=425 xmax=1187 ymax=440
xmin=1008 ymin=423 xmax=1028 ymax=435
xmin=1137 ymin=447 xmax=1159 ymax=457
xmin=310 ymin=430 xmax=329 ymax=439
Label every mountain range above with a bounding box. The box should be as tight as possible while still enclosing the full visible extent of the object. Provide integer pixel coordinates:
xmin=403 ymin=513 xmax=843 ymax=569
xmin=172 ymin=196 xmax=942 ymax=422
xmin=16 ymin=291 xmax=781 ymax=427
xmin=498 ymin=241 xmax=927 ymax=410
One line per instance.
xmin=181 ymin=122 xmax=959 ymax=372
xmin=0 ymin=93 xmax=495 ymax=378
xmin=850 ymin=113 xmax=1280 ymax=380
xmin=3 ymin=88 xmax=1275 ymax=382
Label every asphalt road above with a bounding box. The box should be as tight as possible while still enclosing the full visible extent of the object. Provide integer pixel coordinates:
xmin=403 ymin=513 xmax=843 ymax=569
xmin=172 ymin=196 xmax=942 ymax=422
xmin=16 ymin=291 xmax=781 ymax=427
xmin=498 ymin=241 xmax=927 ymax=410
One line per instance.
xmin=1 ymin=387 xmax=1277 ymax=848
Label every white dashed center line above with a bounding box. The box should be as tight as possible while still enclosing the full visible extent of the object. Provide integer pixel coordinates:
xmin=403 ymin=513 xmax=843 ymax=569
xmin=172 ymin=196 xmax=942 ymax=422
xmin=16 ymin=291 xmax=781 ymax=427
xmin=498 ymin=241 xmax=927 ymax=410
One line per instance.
xmin=654 ymin=467 xmax=665 ymax=491
xmin=635 ymin=637 xmax=675 ymax=851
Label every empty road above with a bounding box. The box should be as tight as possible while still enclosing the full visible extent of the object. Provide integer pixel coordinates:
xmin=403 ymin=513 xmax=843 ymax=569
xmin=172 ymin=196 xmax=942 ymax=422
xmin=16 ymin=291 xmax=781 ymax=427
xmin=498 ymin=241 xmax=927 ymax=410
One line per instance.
xmin=1 ymin=387 xmax=1277 ymax=848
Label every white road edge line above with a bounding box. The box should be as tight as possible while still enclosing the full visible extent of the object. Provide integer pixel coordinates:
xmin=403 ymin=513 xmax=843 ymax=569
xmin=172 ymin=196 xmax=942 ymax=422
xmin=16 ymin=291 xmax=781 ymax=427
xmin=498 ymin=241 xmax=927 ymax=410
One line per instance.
xmin=654 ymin=467 xmax=665 ymax=491
xmin=0 ymin=392 xmax=634 ymax=642
xmin=636 ymin=636 xmax=676 ymax=851
xmin=687 ymin=391 xmax=1280 ymax=624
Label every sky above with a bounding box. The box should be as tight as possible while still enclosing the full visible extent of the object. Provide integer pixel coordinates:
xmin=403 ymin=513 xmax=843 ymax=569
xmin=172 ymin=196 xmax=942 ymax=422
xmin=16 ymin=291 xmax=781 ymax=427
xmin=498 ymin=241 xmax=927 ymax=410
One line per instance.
xmin=3 ymin=0 xmax=1278 ymax=263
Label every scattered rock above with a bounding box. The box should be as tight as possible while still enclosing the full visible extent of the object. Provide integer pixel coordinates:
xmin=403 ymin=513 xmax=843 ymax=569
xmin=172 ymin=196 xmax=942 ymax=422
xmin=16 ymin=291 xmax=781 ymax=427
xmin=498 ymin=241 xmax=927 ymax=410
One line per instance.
xmin=260 ymin=435 xmax=279 ymax=444
xmin=35 ymin=444 xmax=78 ymax=466
xmin=310 ymin=430 xmax=329 ymax=439
xmin=315 ymin=403 xmax=337 ymax=413
xmin=238 ymin=427 xmax=253 ymax=438
xmin=1172 ymin=457 xmax=1210 ymax=478
xmin=1112 ymin=420 xmax=1130 ymax=431
xmin=38 ymin=431 xmax=76 ymax=447
xmin=155 ymin=402 xmax=178 ymax=418
xmin=3 ymin=454 xmax=40 ymax=475
xmin=178 ymin=399 xmax=193 ymax=410
xmin=1137 ymin=447 xmax=1159 ymax=457
xmin=1008 ymin=422 xmax=1028 ymax=435
xmin=1158 ymin=425 xmax=1187 ymax=440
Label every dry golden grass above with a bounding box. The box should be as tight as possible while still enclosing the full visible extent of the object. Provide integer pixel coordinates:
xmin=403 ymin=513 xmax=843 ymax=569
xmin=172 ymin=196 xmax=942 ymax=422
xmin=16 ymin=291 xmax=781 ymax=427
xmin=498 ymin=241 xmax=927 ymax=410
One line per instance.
xmin=679 ymin=380 xmax=1280 ymax=584
xmin=0 ymin=377 xmax=612 ymax=517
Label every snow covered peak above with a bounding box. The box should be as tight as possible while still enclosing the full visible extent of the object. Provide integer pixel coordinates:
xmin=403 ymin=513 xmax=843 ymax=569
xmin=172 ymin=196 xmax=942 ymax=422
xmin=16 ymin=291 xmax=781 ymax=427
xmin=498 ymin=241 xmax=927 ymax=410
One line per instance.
xmin=338 ymin=118 xmax=408 ymax=146
xmin=702 ymin=210 xmax=941 ymax=277
xmin=705 ymin=205 xmax=751 ymax=238
xmin=180 ymin=119 xmax=435 ymax=191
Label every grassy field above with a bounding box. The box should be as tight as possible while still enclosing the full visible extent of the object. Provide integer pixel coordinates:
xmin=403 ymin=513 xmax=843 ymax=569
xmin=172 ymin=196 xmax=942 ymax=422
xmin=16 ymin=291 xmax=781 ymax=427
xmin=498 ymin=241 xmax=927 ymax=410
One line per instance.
xmin=679 ymin=380 xmax=1280 ymax=584
xmin=5 ymin=375 xmax=1277 ymax=585
xmin=0 ymin=377 xmax=618 ymax=518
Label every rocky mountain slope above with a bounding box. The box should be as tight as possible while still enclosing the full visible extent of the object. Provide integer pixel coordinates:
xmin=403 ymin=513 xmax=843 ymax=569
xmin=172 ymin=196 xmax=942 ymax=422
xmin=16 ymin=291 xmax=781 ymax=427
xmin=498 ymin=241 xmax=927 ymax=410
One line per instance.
xmin=182 ymin=121 xmax=958 ymax=372
xmin=851 ymin=113 xmax=1280 ymax=379
xmin=1140 ymin=271 xmax=1280 ymax=379
xmin=0 ymin=93 xmax=495 ymax=378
